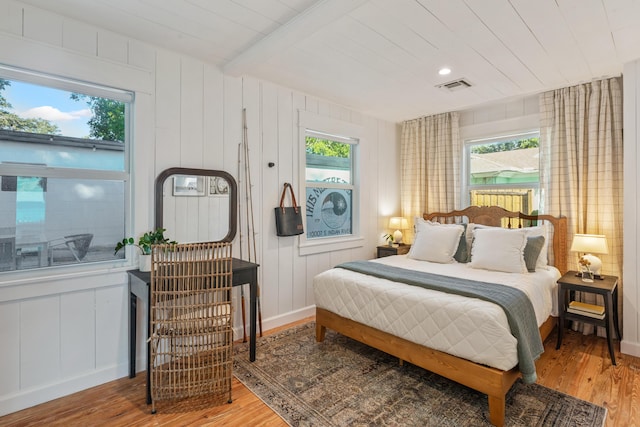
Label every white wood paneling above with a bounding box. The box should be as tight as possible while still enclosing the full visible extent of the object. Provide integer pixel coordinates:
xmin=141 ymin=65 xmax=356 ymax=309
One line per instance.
xmin=0 ymin=302 xmax=20 ymax=395
xmin=22 ymin=4 xmax=63 ymax=47
xmin=20 ymin=296 xmax=60 ymax=389
xmin=95 ymin=286 xmax=127 ymax=368
xmin=97 ymin=29 xmax=128 ymax=64
xmin=60 ymin=291 xmax=95 ymax=376
xmin=62 ymin=19 xmax=97 ymax=56
xmin=0 ymin=1 xmax=23 ymax=36
xmin=128 ymin=39 xmax=155 ymax=71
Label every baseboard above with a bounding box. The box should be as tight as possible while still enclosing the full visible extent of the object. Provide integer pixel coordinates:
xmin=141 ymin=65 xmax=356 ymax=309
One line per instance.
xmin=233 ymin=305 xmax=315 ymax=340
xmin=0 ymin=363 xmax=129 ymax=417
xmin=621 ymin=339 xmax=640 ymax=358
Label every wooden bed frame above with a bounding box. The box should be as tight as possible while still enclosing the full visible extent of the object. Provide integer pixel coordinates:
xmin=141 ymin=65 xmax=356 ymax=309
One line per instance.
xmin=315 ymin=206 xmax=567 ymax=427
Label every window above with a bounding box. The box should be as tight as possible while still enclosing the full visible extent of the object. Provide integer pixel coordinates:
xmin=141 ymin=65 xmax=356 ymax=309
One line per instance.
xmin=464 ymin=131 xmax=540 ymax=214
xmin=299 ymin=111 xmax=362 ymax=255
xmin=305 ymin=131 xmax=355 ymax=239
xmin=0 ymin=67 xmax=131 ymax=272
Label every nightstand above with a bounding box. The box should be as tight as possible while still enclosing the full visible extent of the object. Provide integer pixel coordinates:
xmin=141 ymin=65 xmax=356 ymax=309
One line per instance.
xmin=376 ymin=244 xmax=410 ymax=258
xmin=556 ymin=271 xmax=621 ymax=365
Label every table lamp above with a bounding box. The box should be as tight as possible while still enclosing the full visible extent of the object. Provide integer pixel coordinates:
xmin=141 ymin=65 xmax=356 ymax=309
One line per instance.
xmin=388 ymin=217 xmax=409 ymax=245
xmin=570 ymin=234 xmax=609 ymax=276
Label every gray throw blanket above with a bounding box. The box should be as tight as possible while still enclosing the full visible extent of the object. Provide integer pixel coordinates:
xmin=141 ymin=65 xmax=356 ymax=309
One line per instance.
xmin=335 ymin=261 xmax=544 ymax=383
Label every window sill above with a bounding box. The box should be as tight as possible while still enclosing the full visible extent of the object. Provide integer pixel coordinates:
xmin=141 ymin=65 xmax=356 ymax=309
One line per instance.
xmin=299 ymin=236 xmax=364 ymax=256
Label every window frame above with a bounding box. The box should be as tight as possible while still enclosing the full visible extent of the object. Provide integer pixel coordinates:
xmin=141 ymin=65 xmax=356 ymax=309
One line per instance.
xmin=462 ymin=130 xmax=540 ymax=211
xmin=0 ymin=65 xmax=132 ymax=274
xmin=298 ymin=111 xmax=363 ymax=256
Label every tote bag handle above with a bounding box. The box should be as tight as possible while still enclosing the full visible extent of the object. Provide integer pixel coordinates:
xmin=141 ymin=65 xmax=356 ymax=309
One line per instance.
xmin=279 ymin=182 xmax=299 ymax=213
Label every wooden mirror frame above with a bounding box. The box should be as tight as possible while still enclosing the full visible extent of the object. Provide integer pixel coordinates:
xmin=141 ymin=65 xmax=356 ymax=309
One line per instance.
xmin=155 ymin=167 xmax=238 ymax=242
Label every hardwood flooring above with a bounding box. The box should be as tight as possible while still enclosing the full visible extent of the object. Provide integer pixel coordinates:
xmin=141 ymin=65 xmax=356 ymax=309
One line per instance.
xmin=1 ymin=320 xmax=638 ymax=427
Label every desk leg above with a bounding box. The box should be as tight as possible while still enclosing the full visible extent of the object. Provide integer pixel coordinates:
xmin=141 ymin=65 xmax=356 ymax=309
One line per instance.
xmin=613 ymin=288 xmax=622 ymax=340
xmin=250 ymin=280 xmax=257 ymax=362
xmin=605 ymin=292 xmax=617 ymax=365
xmin=129 ymin=292 xmax=137 ymax=379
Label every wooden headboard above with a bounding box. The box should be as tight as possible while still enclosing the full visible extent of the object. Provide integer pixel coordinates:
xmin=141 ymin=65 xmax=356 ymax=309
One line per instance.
xmin=423 ymin=206 xmax=567 ymax=274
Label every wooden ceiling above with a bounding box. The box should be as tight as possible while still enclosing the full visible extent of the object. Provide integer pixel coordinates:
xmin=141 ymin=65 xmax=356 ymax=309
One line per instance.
xmin=20 ymin=0 xmax=640 ymax=122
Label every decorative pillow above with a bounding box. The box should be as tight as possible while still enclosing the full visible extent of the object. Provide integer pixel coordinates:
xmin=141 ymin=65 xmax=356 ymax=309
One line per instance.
xmin=409 ymin=222 xmax=464 ymax=264
xmin=523 ymin=224 xmax=549 ymax=270
xmin=470 ymin=228 xmax=528 ymax=273
xmin=465 ymin=223 xmax=490 ymax=258
xmin=524 ymin=235 xmax=545 ymax=272
xmin=453 ymin=223 xmax=469 ymax=263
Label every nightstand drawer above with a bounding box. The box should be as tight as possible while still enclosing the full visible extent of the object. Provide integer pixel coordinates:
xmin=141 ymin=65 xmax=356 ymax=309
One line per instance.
xmin=376 ymin=245 xmax=410 ymax=258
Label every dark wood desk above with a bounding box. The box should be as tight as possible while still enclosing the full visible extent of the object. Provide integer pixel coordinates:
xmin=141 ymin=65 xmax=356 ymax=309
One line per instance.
xmin=128 ymin=257 xmax=259 ymax=404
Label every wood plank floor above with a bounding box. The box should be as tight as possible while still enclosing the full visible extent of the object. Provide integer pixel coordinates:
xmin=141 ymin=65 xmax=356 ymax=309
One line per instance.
xmin=1 ymin=319 xmax=638 ymax=427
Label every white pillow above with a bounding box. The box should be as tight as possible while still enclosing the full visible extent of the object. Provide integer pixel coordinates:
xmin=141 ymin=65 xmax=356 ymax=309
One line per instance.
xmin=409 ymin=222 xmax=464 ymax=264
xmin=470 ymin=228 xmax=528 ymax=273
xmin=467 ymin=222 xmax=550 ymax=270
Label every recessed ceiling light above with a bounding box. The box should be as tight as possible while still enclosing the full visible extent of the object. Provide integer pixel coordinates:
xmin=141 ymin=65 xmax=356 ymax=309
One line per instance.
xmin=439 ymin=67 xmax=451 ymax=76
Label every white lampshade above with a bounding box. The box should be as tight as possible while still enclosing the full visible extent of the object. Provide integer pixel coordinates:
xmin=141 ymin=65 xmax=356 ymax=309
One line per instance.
xmin=570 ymin=234 xmax=608 ymax=275
xmin=389 ymin=217 xmax=409 ymax=245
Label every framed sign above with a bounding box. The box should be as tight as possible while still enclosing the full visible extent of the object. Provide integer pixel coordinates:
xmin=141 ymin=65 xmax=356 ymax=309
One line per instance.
xmin=172 ymin=175 xmax=205 ymax=196
xmin=209 ymin=176 xmax=230 ymax=195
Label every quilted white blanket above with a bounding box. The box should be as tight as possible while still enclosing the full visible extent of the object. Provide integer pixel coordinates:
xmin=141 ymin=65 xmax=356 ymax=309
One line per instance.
xmin=313 ymin=255 xmax=561 ymax=371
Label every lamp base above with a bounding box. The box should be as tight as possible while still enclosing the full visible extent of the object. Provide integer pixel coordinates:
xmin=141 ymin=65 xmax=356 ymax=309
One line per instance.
xmin=581 ymin=253 xmax=603 ymax=276
xmin=393 ymin=229 xmax=403 ymax=245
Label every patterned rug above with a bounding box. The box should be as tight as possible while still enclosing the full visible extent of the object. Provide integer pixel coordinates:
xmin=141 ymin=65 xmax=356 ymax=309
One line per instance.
xmin=234 ymin=322 xmax=607 ymax=427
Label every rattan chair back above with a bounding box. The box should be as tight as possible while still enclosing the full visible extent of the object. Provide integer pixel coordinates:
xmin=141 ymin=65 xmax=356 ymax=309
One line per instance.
xmin=149 ymin=241 xmax=233 ymax=413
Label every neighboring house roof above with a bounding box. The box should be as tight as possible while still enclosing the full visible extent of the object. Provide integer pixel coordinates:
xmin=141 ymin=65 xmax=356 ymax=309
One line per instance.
xmin=470 ymin=148 xmax=539 ymax=176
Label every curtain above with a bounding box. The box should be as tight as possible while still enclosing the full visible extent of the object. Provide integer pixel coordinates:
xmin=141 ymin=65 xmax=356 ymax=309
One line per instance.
xmin=539 ymin=77 xmax=623 ymax=335
xmin=400 ymin=112 xmax=460 ymax=238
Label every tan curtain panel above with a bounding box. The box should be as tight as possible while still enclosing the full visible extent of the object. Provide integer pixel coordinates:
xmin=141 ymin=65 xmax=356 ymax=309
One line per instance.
xmin=400 ymin=112 xmax=461 ymax=238
xmin=539 ymin=76 xmax=623 ymax=334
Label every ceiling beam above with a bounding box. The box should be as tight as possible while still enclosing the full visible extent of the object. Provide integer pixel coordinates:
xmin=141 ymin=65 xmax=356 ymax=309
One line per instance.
xmin=223 ymin=0 xmax=368 ymax=76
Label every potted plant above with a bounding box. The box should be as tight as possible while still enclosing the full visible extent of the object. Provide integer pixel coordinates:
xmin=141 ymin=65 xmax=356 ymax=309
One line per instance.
xmin=383 ymin=233 xmax=394 ymax=247
xmin=114 ymin=228 xmax=176 ymax=271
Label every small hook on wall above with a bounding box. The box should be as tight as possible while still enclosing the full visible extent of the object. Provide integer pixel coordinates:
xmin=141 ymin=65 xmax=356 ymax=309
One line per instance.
xmin=268 ymin=162 xmax=275 ymax=168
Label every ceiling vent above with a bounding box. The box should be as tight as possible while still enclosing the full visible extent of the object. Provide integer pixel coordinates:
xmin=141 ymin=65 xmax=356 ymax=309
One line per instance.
xmin=437 ymin=78 xmax=472 ymax=91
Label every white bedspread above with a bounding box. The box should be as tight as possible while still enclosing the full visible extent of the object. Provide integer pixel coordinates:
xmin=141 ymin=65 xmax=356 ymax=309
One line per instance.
xmin=313 ymin=255 xmax=561 ymax=371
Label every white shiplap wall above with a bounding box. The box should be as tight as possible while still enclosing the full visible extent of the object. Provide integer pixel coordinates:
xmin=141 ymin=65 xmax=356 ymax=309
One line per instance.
xmin=0 ymin=0 xmax=399 ymax=415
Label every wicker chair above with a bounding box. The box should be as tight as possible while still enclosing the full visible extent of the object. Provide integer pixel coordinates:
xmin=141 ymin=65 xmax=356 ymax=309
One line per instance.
xmin=149 ymin=242 xmax=233 ymax=413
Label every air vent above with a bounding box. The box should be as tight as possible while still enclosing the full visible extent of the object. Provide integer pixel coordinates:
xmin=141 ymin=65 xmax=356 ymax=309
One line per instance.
xmin=437 ymin=78 xmax=472 ymax=91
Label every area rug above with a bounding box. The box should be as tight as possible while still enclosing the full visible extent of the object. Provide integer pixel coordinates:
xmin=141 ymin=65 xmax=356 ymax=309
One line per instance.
xmin=234 ymin=322 xmax=606 ymax=427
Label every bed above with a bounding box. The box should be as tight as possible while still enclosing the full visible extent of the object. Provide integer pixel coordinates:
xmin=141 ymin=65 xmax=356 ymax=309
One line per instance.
xmin=313 ymin=206 xmax=567 ymax=427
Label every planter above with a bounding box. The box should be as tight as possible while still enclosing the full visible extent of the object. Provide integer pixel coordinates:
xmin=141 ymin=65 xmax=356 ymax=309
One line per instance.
xmin=139 ymin=254 xmax=152 ymax=272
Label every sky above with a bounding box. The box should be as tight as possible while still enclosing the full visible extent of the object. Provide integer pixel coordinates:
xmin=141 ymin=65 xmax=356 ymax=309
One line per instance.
xmin=3 ymin=79 xmax=92 ymax=138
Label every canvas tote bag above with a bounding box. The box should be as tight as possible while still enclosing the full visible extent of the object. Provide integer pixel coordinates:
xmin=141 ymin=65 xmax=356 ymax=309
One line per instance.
xmin=274 ymin=183 xmax=304 ymax=236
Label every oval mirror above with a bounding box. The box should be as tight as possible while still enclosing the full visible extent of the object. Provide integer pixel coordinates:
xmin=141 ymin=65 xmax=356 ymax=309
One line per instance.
xmin=155 ymin=167 xmax=237 ymax=243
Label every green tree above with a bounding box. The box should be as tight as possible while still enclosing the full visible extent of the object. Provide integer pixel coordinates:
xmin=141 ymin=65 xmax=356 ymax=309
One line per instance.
xmin=306 ymin=136 xmax=350 ymax=158
xmin=70 ymin=93 xmax=125 ymax=142
xmin=471 ymin=137 xmax=539 ymax=154
xmin=0 ymin=78 xmax=60 ymax=135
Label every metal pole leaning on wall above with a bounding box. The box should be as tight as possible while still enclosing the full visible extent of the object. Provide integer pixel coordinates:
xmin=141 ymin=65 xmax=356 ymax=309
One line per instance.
xmin=242 ymin=108 xmax=263 ymax=337
xmin=237 ymin=143 xmax=247 ymax=343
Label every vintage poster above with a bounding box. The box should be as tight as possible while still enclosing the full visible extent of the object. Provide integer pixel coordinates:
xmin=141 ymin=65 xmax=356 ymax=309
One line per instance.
xmin=305 ymin=187 xmax=352 ymax=239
